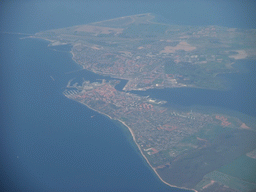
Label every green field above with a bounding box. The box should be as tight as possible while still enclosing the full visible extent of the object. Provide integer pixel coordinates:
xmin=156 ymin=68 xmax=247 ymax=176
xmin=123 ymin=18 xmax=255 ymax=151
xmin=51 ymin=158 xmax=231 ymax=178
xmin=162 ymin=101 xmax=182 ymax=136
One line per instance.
xmin=181 ymin=124 xmax=229 ymax=144
xmin=198 ymin=170 xmax=256 ymax=192
xmin=121 ymin=23 xmax=169 ymax=38
xmin=218 ymin=155 xmax=256 ymax=183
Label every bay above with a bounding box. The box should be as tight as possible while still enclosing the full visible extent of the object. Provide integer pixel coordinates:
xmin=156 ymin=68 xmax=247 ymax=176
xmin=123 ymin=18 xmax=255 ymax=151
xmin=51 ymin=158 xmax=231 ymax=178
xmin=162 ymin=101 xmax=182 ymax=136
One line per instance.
xmin=0 ymin=34 xmax=185 ymax=192
xmin=131 ymin=60 xmax=256 ymax=118
xmin=1 ymin=1 xmax=256 ymax=191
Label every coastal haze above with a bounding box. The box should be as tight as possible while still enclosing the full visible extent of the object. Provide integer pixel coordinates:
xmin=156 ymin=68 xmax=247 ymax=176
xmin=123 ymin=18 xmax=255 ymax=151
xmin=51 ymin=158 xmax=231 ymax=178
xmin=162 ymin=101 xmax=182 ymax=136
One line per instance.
xmin=34 ymin=13 xmax=256 ymax=192
xmin=1 ymin=1 xmax=256 ymax=192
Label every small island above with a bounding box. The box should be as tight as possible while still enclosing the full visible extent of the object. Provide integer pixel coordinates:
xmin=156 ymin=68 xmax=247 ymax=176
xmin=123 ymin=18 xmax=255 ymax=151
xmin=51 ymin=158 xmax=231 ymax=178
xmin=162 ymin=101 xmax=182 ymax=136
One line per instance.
xmin=33 ymin=14 xmax=256 ymax=192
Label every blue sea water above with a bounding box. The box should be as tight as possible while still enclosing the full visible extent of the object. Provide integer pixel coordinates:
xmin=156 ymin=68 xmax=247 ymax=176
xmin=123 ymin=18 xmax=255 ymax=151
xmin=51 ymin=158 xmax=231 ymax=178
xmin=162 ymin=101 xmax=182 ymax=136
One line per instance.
xmin=1 ymin=1 xmax=256 ymax=192
xmin=131 ymin=59 xmax=256 ymax=118
xmin=0 ymin=34 xmax=180 ymax=192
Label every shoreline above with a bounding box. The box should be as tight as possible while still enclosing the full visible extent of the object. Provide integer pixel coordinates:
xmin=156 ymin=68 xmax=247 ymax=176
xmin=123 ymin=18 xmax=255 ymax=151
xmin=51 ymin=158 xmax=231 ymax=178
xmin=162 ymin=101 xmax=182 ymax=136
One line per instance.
xmin=44 ymin=39 xmax=240 ymax=93
xmin=68 ymin=97 xmax=197 ymax=192
xmin=69 ymin=49 xmax=230 ymax=92
xmin=117 ymin=119 xmax=198 ymax=192
xmin=67 ymin=47 xmax=197 ymax=192
xmin=46 ymin=37 xmax=195 ymax=191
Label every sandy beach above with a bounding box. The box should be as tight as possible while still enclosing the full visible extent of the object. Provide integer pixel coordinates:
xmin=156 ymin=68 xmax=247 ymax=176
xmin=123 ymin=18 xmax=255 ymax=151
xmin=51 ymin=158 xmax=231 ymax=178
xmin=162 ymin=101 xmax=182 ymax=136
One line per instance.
xmin=71 ymin=98 xmax=198 ymax=192
xmin=42 ymin=37 xmax=197 ymax=192
xmin=117 ymin=119 xmax=198 ymax=192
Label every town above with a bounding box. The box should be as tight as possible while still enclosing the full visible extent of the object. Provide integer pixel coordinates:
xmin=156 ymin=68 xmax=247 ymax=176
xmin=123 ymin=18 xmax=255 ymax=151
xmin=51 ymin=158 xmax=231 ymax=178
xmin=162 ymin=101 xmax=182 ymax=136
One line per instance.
xmin=35 ymin=13 xmax=256 ymax=192
xmin=63 ymin=79 xmax=250 ymax=168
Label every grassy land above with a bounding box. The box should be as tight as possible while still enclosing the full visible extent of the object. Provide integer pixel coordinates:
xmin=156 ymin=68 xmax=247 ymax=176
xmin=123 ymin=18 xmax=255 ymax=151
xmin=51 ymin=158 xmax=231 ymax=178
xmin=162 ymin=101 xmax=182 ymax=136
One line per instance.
xmin=121 ymin=23 xmax=169 ymax=38
xmin=218 ymin=155 xmax=256 ymax=183
xmin=198 ymin=170 xmax=256 ymax=192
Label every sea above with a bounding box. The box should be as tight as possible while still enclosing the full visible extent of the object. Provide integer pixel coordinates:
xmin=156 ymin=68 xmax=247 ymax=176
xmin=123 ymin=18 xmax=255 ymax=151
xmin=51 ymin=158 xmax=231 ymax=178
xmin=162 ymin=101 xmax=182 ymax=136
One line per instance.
xmin=0 ymin=1 xmax=256 ymax=192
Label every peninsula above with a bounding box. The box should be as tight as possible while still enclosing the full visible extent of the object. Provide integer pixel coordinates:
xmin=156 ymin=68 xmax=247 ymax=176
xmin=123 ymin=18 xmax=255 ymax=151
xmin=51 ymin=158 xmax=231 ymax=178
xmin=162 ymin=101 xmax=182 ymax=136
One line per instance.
xmin=33 ymin=14 xmax=256 ymax=192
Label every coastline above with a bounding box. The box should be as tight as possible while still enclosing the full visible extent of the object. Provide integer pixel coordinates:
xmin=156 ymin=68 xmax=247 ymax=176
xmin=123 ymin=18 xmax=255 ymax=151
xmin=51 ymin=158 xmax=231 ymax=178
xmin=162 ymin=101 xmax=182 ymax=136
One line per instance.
xmin=41 ymin=37 xmax=196 ymax=191
xmin=117 ymin=119 xmax=198 ymax=192
xmin=67 ymin=47 xmax=197 ymax=192
xmin=68 ymin=97 xmax=197 ymax=192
